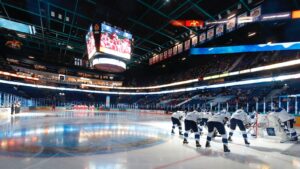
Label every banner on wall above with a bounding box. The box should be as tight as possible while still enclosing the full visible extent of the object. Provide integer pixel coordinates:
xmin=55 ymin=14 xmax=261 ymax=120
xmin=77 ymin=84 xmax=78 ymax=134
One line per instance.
xmin=149 ymin=58 xmax=153 ymax=65
xmin=237 ymin=12 xmax=248 ymax=27
xmin=184 ymin=39 xmax=190 ymax=51
xmin=163 ymin=51 xmax=168 ymax=59
xmin=226 ymin=17 xmax=236 ymax=32
xmin=173 ymin=45 xmax=177 ymax=55
xmin=199 ymin=33 xmax=206 ymax=44
xmin=251 ymin=6 xmax=261 ymax=21
xmin=216 ymin=24 xmax=224 ymax=37
xmin=168 ymin=48 xmax=172 ymax=58
xmin=207 ymin=28 xmax=214 ymax=40
xmin=191 ymin=36 xmax=198 ymax=46
xmin=178 ymin=43 xmax=183 ymax=53
xmin=156 ymin=55 xmax=160 ymax=63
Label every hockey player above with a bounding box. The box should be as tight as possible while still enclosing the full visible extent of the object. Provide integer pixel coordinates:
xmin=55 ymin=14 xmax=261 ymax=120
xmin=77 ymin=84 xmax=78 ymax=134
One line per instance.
xmin=270 ymin=107 xmax=298 ymax=141
xmin=171 ymin=109 xmax=185 ymax=135
xmin=205 ymin=110 xmax=231 ymax=152
xmin=199 ymin=109 xmax=212 ymax=134
xmin=228 ymin=109 xmax=250 ymax=145
xmin=183 ymin=109 xmax=202 ymax=147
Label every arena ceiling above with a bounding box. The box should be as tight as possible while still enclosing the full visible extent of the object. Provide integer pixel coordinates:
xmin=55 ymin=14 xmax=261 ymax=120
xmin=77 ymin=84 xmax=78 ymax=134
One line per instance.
xmin=0 ymin=0 xmax=293 ymax=68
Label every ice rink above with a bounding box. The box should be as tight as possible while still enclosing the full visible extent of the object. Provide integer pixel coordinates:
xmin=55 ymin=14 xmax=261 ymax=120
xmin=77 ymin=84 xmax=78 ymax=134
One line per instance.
xmin=0 ymin=111 xmax=299 ymax=169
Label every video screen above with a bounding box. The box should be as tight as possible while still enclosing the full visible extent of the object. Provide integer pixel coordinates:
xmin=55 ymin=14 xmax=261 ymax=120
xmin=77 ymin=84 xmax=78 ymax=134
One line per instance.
xmin=100 ymin=23 xmax=132 ymax=59
xmin=86 ymin=25 xmax=96 ymax=59
xmin=190 ymin=41 xmax=300 ymax=55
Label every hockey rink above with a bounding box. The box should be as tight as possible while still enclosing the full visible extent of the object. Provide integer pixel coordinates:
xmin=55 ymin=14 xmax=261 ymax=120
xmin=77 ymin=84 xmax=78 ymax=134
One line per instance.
xmin=0 ymin=111 xmax=299 ymax=169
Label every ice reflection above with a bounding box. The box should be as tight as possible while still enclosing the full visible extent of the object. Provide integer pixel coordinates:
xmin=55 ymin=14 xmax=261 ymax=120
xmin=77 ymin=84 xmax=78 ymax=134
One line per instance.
xmin=0 ymin=121 xmax=169 ymax=157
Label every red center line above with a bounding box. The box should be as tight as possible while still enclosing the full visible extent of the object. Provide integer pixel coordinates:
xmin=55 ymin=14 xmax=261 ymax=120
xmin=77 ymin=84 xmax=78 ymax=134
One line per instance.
xmin=153 ymin=154 xmax=202 ymax=169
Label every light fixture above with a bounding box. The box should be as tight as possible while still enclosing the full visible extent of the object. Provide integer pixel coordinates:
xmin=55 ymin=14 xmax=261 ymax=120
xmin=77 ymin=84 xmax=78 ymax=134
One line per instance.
xmin=182 ymin=57 xmax=186 ymax=61
xmin=67 ymin=45 xmax=73 ymax=49
xmin=28 ymin=56 xmax=35 ymax=59
xmin=51 ymin=11 xmax=55 ymax=17
xmin=248 ymin=32 xmax=256 ymax=37
xmin=17 ymin=33 xmax=26 ymax=38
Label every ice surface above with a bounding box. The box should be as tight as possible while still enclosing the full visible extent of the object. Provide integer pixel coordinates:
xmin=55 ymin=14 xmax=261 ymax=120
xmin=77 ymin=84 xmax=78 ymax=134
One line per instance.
xmin=0 ymin=111 xmax=298 ymax=169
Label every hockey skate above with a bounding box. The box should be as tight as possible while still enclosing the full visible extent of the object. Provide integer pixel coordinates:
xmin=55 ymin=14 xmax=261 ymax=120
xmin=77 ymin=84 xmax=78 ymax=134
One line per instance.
xmin=196 ymin=141 xmax=201 ymax=148
xmin=183 ymin=139 xmax=188 ymax=144
xmin=244 ymin=139 xmax=250 ymax=146
xmin=223 ymin=145 xmax=230 ymax=153
xmin=228 ymin=136 xmax=232 ymax=142
xmin=205 ymin=141 xmax=211 ymax=148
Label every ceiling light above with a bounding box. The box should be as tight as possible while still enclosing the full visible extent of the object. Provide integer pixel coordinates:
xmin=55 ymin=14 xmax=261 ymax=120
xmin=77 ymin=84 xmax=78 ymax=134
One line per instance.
xmin=17 ymin=33 xmax=26 ymax=38
xmin=28 ymin=56 xmax=34 ymax=59
xmin=182 ymin=57 xmax=186 ymax=61
xmin=248 ymin=32 xmax=256 ymax=37
xmin=67 ymin=45 xmax=73 ymax=49
xmin=162 ymin=64 xmax=166 ymax=68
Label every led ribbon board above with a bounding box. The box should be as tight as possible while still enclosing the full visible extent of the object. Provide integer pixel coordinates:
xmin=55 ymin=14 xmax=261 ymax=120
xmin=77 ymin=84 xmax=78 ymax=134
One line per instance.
xmin=1 ymin=72 xmax=300 ymax=95
xmin=0 ymin=18 xmax=36 ymax=34
xmin=190 ymin=41 xmax=300 ymax=55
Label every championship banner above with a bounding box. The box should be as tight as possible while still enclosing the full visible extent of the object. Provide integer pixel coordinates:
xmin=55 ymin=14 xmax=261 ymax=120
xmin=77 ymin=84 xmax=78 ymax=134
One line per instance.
xmin=251 ymin=6 xmax=261 ymax=21
xmin=157 ymin=54 xmax=161 ymax=62
xmin=199 ymin=33 xmax=206 ymax=44
xmin=168 ymin=48 xmax=172 ymax=58
xmin=184 ymin=39 xmax=190 ymax=51
xmin=173 ymin=46 xmax=178 ymax=55
xmin=149 ymin=57 xmax=153 ymax=65
xmin=178 ymin=43 xmax=183 ymax=53
xmin=216 ymin=24 xmax=224 ymax=37
xmin=163 ymin=51 xmax=168 ymax=59
xmin=152 ymin=56 xmax=156 ymax=64
xmin=191 ymin=36 xmax=198 ymax=46
xmin=158 ymin=54 xmax=162 ymax=62
xmin=157 ymin=53 xmax=161 ymax=62
xmin=207 ymin=28 xmax=214 ymax=40
xmin=237 ymin=12 xmax=248 ymax=27
xmin=226 ymin=17 xmax=236 ymax=32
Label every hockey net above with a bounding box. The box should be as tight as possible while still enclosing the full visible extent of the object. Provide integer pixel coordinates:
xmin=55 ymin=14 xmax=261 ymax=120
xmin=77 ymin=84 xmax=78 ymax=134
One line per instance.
xmin=250 ymin=113 xmax=286 ymax=139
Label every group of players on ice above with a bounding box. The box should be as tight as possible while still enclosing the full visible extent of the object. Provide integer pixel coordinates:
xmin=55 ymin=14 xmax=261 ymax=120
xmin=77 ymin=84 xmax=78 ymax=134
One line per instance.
xmin=171 ymin=106 xmax=298 ymax=152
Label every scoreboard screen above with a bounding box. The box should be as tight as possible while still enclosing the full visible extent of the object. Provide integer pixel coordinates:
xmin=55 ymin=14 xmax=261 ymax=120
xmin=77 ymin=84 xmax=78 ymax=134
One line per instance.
xmin=86 ymin=25 xmax=96 ymax=59
xmin=100 ymin=23 xmax=132 ymax=60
